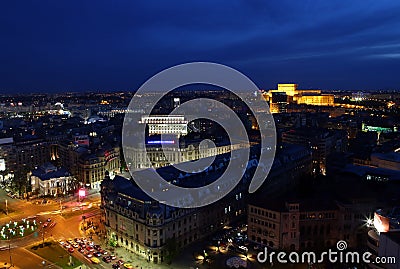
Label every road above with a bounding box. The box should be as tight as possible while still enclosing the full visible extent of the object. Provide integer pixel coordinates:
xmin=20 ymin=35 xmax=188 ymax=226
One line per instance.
xmin=0 ymin=189 xmax=101 ymax=268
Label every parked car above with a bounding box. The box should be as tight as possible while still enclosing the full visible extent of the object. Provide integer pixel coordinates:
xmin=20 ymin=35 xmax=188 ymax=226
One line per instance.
xmin=91 ymin=257 xmax=100 ymax=264
xmin=103 ymin=256 xmax=112 ymax=263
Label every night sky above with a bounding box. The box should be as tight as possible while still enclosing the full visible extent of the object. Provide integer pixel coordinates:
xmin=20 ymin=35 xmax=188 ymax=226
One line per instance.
xmin=1 ymin=0 xmax=400 ymax=93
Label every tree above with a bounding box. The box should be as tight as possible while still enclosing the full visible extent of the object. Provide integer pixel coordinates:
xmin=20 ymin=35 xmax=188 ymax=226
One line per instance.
xmin=13 ymin=166 xmax=30 ymax=197
xmin=164 ymin=238 xmax=179 ymax=264
xmin=108 ymin=233 xmax=117 ymax=247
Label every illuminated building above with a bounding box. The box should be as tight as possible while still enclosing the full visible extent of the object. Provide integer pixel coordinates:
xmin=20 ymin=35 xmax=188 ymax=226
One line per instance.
xmin=14 ymin=137 xmax=50 ymax=175
xmin=263 ymin=84 xmax=335 ymax=109
xmin=78 ymin=145 xmax=120 ymax=189
xmin=295 ymin=94 xmax=334 ymax=106
xmin=102 ymin=144 xmax=306 ymax=263
xmin=30 ymin=163 xmax=74 ymax=196
xmin=269 ymin=92 xmax=288 ymax=113
xmin=352 ymin=91 xmax=368 ymax=101
xmin=124 ymin=141 xmax=246 ymax=170
xmin=278 ymin=83 xmax=298 ymax=96
xmin=101 ymin=153 xmax=250 ymax=263
xmin=0 ymin=137 xmax=14 ymax=183
xmin=248 ymin=192 xmax=375 ymax=251
xmin=58 ymin=141 xmax=120 ymax=189
xmin=140 ymin=115 xmax=188 ymax=136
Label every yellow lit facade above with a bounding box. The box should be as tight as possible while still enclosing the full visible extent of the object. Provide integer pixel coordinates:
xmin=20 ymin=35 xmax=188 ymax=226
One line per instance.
xmin=264 ymin=84 xmax=334 ymax=111
xmin=295 ymin=94 xmax=334 ymax=106
xmin=277 ymin=83 xmax=298 ymax=96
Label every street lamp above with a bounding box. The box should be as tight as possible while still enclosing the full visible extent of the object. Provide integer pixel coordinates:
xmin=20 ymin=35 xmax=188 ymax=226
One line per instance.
xmin=7 ymin=235 xmax=12 ymax=267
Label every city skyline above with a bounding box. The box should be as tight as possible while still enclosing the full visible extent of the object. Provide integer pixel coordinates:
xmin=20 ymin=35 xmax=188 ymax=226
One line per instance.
xmin=0 ymin=2 xmax=399 ymax=268
xmin=1 ymin=1 xmax=400 ymax=92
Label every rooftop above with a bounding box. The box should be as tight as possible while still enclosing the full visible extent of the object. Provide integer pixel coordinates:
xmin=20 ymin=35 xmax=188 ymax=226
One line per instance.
xmin=31 ymin=163 xmax=71 ymax=181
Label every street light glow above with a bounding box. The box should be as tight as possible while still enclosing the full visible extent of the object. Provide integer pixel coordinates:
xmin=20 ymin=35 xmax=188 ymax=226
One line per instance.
xmin=78 ymin=189 xmax=86 ymax=198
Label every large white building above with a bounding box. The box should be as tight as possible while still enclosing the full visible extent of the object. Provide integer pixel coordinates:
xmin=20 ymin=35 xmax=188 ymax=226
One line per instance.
xmin=140 ymin=115 xmax=188 ymax=136
xmin=30 ymin=163 xmax=74 ymax=196
xmin=124 ymin=141 xmax=247 ymax=170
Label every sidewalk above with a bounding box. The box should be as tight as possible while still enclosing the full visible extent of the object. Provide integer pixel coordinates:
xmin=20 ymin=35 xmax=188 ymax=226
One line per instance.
xmin=0 ymin=261 xmax=21 ymax=269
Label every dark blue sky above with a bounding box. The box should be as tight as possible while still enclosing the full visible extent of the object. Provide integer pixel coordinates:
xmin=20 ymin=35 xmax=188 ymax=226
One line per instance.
xmin=1 ymin=0 xmax=400 ymax=93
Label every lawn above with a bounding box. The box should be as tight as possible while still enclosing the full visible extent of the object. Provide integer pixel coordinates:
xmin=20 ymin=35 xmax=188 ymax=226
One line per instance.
xmin=28 ymin=240 xmax=82 ymax=268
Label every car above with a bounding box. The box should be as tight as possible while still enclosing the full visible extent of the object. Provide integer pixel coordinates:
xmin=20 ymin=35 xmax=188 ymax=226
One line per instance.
xmin=103 ymin=256 xmax=112 ymax=263
xmin=49 ymin=222 xmax=56 ymax=228
xmin=123 ymin=264 xmax=133 ymax=269
xmin=58 ymin=240 xmax=65 ymax=246
xmin=78 ymin=248 xmax=85 ymax=253
xmin=112 ymin=264 xmax=121 ymax=269
xmin=117 ymin=259 xmax=124 ymax=265
xmin=42 ymin=223 xmax=48 ymax=228
xmin=94 ymin=244 xmax=101 ymax=250
xmin=63 ymin=244 xmax=71 ymax=249
xmin=110 ymin=254 xmax=116 ymax=260
xmin=94 ymin=252 xmax=102 ymax=257
xmin=72 ymin=243 xmax=79 ymax=248
xmin=86 ymin=246 xmax=94 ymax=252
xmin=86 ymin=253 xmax=93 ymax=258
xmin=47 ymin=218 xmax=51 ymax=222
xmin=100 ymin=249 xmax=108 ymax=255
xmin=68 ymin=247 xmax=74 ymax=253
xmin=90 ymin=257 xmax=100 ymax=264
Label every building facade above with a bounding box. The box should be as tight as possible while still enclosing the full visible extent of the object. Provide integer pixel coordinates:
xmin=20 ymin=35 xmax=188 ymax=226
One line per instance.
xmin=263 ymin=83 xmax=334 ymax=110
xmin=248 ymin=196 xmax=374 ymax=251
xmin=30 ymin=163 xmax=74 ymax=196
xmin=101 ymin=171 xmax=247 ymax=263
xmin=124 ymin=142 xmax=246 ymax=170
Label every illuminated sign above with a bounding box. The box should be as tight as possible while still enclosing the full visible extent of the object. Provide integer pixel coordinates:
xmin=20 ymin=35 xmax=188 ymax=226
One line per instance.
xmin=362 ymin=123 xmax=397 ymax=133
xmin=0 ymin=159 xmax=5 ymax=171
xmin=147 ymin=140 xmax=175 ymax=144
xmin=78 ymin=189 xmax=86 ymax=197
